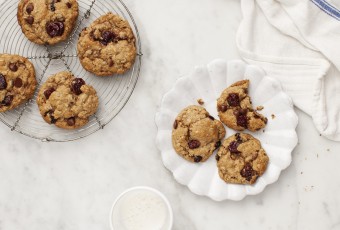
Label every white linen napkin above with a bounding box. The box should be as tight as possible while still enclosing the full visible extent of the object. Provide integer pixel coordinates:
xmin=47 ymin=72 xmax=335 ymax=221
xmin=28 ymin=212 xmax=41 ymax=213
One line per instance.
xmin=237 ymin=0 xmax=340 ymax=141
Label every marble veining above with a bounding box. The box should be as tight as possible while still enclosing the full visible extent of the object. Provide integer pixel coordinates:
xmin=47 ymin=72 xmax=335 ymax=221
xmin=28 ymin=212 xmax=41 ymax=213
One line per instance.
xmin=0 ymin=0 xmax=340 ymax=229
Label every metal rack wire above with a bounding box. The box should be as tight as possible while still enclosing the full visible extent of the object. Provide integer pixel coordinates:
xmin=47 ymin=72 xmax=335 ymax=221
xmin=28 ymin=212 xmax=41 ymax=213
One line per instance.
xmin=0 ymin=0 xmax=142 ymax=142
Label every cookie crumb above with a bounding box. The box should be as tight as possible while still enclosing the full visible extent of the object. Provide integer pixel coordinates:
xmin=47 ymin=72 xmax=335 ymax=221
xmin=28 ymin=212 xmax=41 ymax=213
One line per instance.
xmin=256 ymin=106 xmax=264 ymax=111
xmin=327 ymin=149 xmax=330 ymax=152
xmin=271 ymin=114 xmax=276 ymax=119
xmin=197 ymin=98 xmax=204 ymax=105
xmin=262 ymin=129 xmax=265 ymax=133
xmin=301 ymin=172 xmax=303 ymax=175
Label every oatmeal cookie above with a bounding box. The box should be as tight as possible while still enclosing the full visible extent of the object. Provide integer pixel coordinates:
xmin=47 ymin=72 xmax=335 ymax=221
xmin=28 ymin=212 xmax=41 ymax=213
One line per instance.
xmin=217 ymin=80 xmax=267 ymax=131
xmin=36 ymin=71 xmax=98 ymax=129
xmin=216 ymin=133 xmax=269 ymax=185
xmin=77 ymin=13 xmax=136 ymax=76
xmin=172 ymin=105 xmax=226 ymax=163
xmin=17 ymin=0 xmax=79 ymax=45
xmin=0 ymin=54 xmax=36 ymax=112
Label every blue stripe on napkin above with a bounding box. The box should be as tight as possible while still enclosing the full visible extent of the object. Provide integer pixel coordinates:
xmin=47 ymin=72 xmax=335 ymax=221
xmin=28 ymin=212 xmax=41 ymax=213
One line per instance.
xmin=311 ymin=0 xmax=340 ymax=20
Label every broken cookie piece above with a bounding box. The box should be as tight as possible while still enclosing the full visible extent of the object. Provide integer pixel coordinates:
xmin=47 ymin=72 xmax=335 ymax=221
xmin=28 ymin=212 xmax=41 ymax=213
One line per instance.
xmin=217 ymin=80 xmax=267 ymax=131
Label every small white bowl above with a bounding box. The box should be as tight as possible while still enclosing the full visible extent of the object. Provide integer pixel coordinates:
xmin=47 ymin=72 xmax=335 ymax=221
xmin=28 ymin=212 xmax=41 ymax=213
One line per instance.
xmin=110 ymin=186 xmax=173 ymax=230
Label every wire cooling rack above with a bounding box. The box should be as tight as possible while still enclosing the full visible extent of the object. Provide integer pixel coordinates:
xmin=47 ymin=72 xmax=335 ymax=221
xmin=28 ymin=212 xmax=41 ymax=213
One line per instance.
xmin=0 ymin=0 xmax=142 ymax=142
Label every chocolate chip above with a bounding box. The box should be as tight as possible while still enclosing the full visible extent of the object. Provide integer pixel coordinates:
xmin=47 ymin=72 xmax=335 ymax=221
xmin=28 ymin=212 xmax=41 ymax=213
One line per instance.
xmin=228 ymin=141 xmax=240 ymax=153
xmin=13 ymin=78 xmax=23 ymax=88
xmin=44 ymin=87 xmax=55 ymax=99
xmin=218 ymin=105 xmax=228 ymax=112
xmin=188 ymin=140 xmax=200 ymax=149
xmin=173 ymin=120 xmax=178 ymax=129
xmin=9 ymin=63 xmax=18 ymax=72
xmin=67 ymin=117 xmax=75 ymax=126
xmin=100 ymin=31 xmax=115 ymax=45
xmin=215 ymin=154 xmax=220 ymax=161
xmin=26 ymin=3 xmax=34 ymax=14
xmin=66 ymin=2 xmax=72 ymax=8
xmin=71 ymin=78 xmax=85 ymax=95
xmin=208 ymin=115 xmax=215 ymax=120
xmin=237 ymin=114 xmax=248 ymax=128
xmin=1 ymin=95 xmax=13 ymax=106
xmin=193 ymin=155 xmax=202 ymax=163
xmin=244 ymin=89 xmax=248 ymax=94
xmin=0 ymin=74 xmax=7 ymax=90
xmin=25 ymin=16 xmax=34 ymax=25
xmin=240 ymin=163 xmax=254 ymax=181
xmin=215 ymin=141 xmax=221 ymax=149
xmin=46 ymin=21 xmax=64 ymax=37
xmin=108 ymin=59 xmax=114 ymax=67
xmin=227 ymin=93 xmax=240 ymax=107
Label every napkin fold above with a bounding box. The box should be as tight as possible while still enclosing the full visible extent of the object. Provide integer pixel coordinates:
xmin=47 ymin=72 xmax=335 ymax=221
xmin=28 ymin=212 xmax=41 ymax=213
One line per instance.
xmin=237 ymin=0 xmax=340 ymax=141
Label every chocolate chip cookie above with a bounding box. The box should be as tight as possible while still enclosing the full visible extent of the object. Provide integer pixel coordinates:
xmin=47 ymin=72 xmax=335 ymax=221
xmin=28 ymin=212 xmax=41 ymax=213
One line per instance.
xmin=172 ymin=105 xmax=226 ymax=163
xmin=216 ymin=133 xmax=269 ymax=185
xmin=0 ymin=54 xmax=36 ymax=112
xmin=17 ymin=0 xmax=79 ymax=45
xmin=37 ymin=71 xmax=98 ymax=129
xmin=77 ymin=13 xmax=136 ymax=76
xmin=217 ymin=80 xmax=267 ymax=132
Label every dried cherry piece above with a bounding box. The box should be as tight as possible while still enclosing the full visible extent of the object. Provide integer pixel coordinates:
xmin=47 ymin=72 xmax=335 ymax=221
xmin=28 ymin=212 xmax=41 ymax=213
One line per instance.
xmin=25 ymin=16 xmax=34 ymax=25
xmin=9 ymin=63 xmax=18 ymax=72
xmin=1 ymin=95 xmax=13 ymax=106
xmin=218 ymin=105 xmax=228 ymax=112
xmin=228 ymin=141 xmax=240 ymax=153
xmin=26 ymin=3 xmax=34 ymax=14
xmin=100 ymin=31 xmax=115 ymax=45
xmin=193 ymin=155 xmax=202 ymax=163
xmin=14 ymin=78 xmax=23 ymax=88
xmin=188 ymin=140 xmax=200 ymax=149
xmin=46 ymin=21 xmax=64 ymax=37
xmin=0 ymin=74 xmax=7 ymax=90
xmin=71 ymin=78 xmax=85 ymax=95
xmin=240 ymin=163 xmax=254 ymax=181
xmin=67 ymin=117 xmax=75 ymax=126
xmin=237 ymin=114 xmax=248 ymax=128
xmin=227 ymin=93 xmax=240 ymax=107
xmin=44 ymin=87 xmax=55 ymax=99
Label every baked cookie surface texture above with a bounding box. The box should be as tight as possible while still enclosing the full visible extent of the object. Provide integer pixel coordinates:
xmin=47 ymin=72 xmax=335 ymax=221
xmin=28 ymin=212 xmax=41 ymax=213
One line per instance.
xmin=37 ymin=71 xmax=98 ymax=129
xmin=0 ymin=54 xmax=36 ymax=112
xmin=77 ymin=13 xmax=136 ymax=76
xmin=18 ymin=0 xmax=79 ymax=45
xmin=172 ymin=105 xmax=226 ymax=163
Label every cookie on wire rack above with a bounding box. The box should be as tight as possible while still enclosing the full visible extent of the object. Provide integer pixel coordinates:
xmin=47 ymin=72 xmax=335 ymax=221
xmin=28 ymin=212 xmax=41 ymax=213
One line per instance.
xmin=77 ymin=12 xmax=137 ymax=76
xmin=0 ymin=54 xmax=37 ymax=112
xmin=17 ymin=0 xmax=79 ymax=45
xmin=36 ymin=71 xmax=98 ymax=129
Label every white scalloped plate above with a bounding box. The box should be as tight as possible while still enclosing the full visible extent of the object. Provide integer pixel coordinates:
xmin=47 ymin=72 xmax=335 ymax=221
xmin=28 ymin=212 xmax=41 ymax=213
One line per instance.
xmin=155 ymin=60 xmax=298 ymax=201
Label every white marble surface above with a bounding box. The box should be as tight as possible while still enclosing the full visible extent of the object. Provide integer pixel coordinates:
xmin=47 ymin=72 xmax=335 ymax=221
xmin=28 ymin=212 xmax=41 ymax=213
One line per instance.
xmin=1 ymin=0 xmax=340 ymax=229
